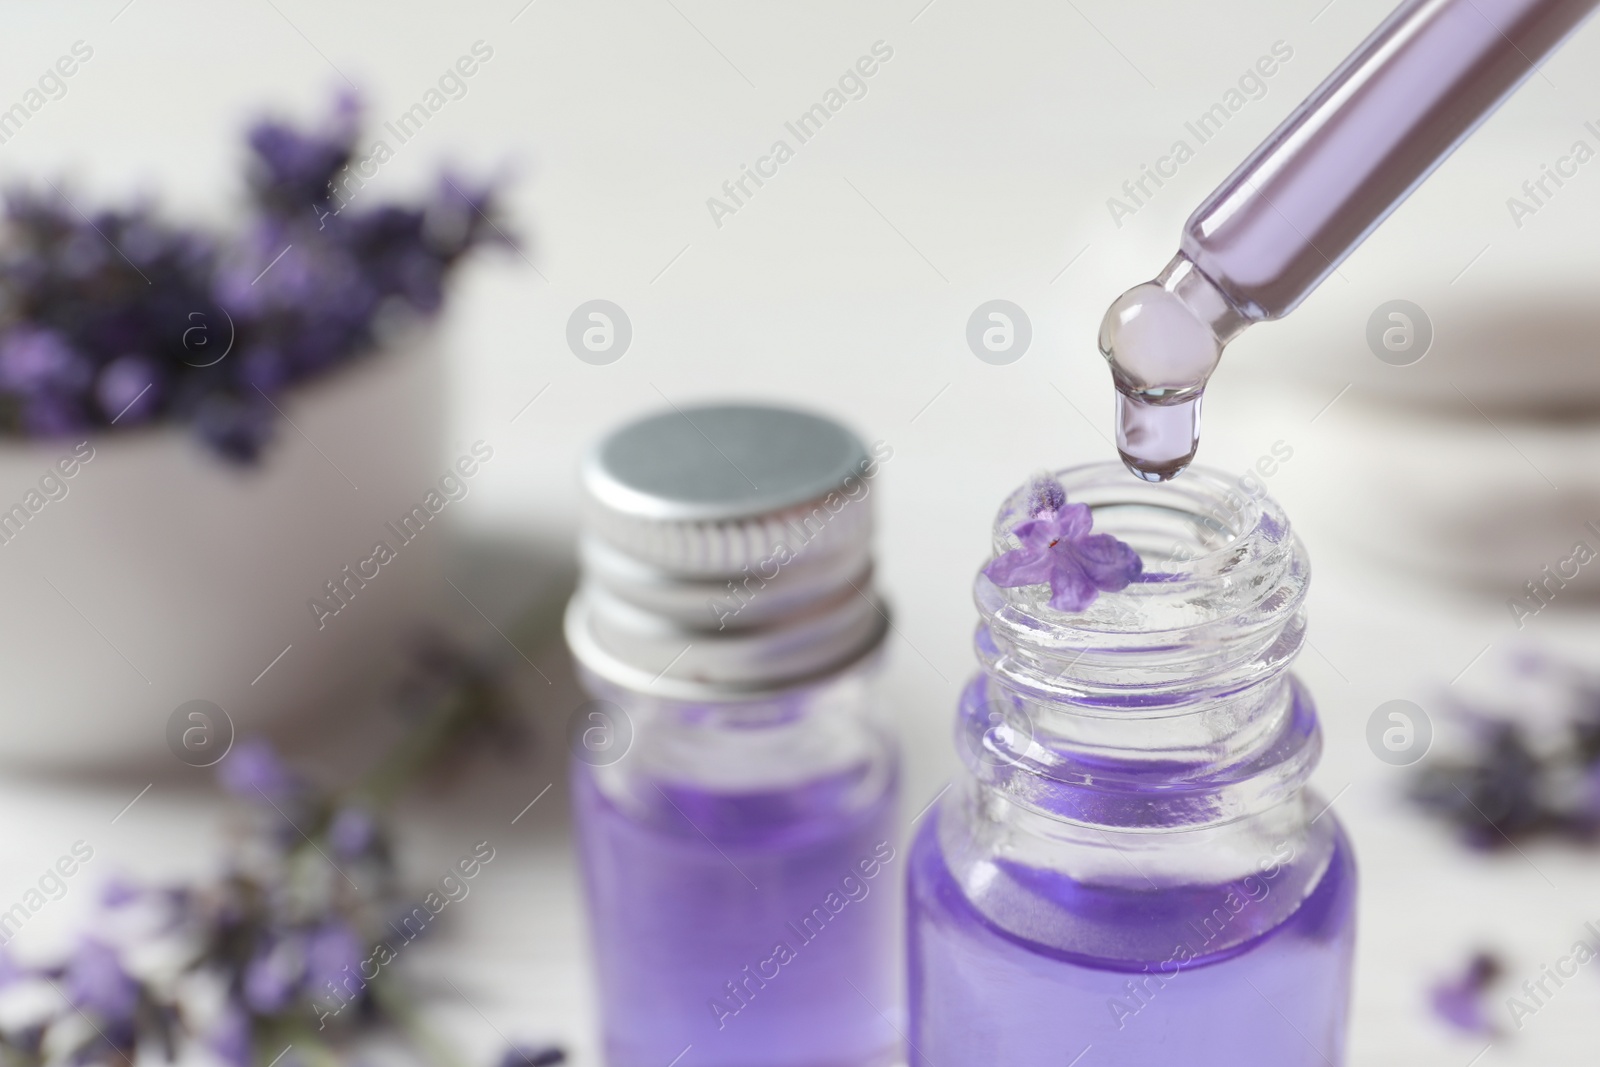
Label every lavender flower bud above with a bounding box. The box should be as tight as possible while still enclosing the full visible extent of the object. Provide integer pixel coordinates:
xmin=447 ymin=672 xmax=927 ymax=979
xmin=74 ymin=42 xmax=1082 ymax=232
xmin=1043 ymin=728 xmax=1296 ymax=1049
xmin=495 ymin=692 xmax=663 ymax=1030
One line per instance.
xmin=1023 ymin=473 xmax=1067 ymax=517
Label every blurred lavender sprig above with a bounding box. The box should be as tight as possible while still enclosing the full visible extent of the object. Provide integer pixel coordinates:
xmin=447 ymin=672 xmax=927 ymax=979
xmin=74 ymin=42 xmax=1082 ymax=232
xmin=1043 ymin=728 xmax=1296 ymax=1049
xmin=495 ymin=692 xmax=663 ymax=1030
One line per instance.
xmin=1429 ymin=951 xmax=1503 ymax=1036
xmin=1409 ymin=651 xmax=1600 ymax=848
xmin=0 ymin=627 xmax=557 ymax=1067
xmin=0 ymin=96 xmax=510 ymax=462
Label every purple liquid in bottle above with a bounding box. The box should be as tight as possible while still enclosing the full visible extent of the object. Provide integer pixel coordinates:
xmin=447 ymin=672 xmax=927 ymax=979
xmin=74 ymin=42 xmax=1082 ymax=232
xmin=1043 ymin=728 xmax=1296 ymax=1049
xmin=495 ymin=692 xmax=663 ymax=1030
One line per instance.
xmin=566 ymin=404 xmax=901 ymax=1067
xmin=909 ymin=464 xmax=1356 ymax=1063
xmin=907 ymin=811 xmax=1356 ymax=1066
xmin=572 ymin=763 xmax=900 ymax=1067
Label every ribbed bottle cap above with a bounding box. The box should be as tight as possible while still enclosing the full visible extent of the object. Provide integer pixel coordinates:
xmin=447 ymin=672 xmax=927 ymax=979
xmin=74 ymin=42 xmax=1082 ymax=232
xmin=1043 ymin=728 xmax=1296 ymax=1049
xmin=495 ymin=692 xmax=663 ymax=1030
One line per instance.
xmin=565 ymin=403 xmax=889 ymax=700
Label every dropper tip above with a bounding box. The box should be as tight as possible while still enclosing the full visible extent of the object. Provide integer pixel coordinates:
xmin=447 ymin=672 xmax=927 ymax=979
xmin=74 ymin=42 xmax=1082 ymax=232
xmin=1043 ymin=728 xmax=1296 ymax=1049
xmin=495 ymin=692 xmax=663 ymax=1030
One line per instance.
xmin=1113 ymin=391 xmax=1202 ymax=484
xmin=1117 ymin=450 xmax=1192 ymax=483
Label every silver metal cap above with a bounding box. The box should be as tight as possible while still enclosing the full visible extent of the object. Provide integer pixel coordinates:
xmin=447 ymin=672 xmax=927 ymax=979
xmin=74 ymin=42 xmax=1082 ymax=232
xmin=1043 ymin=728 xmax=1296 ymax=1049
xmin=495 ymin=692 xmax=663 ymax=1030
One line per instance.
xmin=566 ymin=403 xmax=888 ymax=700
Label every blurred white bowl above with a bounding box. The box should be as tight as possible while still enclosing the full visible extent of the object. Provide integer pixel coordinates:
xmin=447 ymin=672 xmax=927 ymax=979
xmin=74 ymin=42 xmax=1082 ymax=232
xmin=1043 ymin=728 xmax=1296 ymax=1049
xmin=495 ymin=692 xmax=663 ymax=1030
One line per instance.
xmin=1279 ymin=267 xmax=1600 ymax=417
xmin=0 ymin=333 xmax=447 ymax=771
xmin=1289 ymin=394 xmax=1600 ymax=610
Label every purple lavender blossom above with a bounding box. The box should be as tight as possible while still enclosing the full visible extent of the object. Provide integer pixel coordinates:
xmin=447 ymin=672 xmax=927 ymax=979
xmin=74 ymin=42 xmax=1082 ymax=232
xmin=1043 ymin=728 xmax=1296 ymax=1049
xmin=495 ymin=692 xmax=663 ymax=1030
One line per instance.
xmin=243 ymin=936 xmax=305 ymax=1014
xmin=329 ymin=807 xmax=376 ymax=860
xmin=0 ymin=949 xmax=24 ymax=990
xmin=246 ymin=96 xmax=359 ymax=216
xmin=1023 ymin=473 xmax=1067 ymax=517
xmin=65 ymin=940 xmax=139 ymax=1022
xmin=18 ymin=393 xmax=87 ymax=436
xmin=237 ymin=345 xmax=289 ymax=393
xmin=99 ymin=877 xmax=143 ymax=909
xmin=208 ymin=1004 xmax=252 ymax=1067
xmin=1410 ymin=719 xmax=1551 ymax=847
xmin=0 ymin=327 xmax=90 ymax=394
xmin=304 ymin=922 xmax=364 ymax=997
xmin=0 ymin=620 xmax=547 ymax=1067
xmin=1580 ymin=762 xmax=1600 ymax=822
xmin=95 ymin=355 xmax=162 ymax=424
xmin=218 ymin=739 xmax=296 ymax=801
xmin=985 ymin=495 xmax=1143 ymax=612
xmin=0 ymin=98 xmax=508 ymax=463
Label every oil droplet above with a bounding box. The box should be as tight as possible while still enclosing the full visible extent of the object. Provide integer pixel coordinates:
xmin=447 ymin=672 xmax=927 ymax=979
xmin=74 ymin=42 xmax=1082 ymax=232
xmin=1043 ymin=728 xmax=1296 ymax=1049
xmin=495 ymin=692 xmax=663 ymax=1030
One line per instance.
xmin=1098 ymin=255 xmax=1249 ymax=481
xmin=1115 ymin=392 xmax=1202 ymax=482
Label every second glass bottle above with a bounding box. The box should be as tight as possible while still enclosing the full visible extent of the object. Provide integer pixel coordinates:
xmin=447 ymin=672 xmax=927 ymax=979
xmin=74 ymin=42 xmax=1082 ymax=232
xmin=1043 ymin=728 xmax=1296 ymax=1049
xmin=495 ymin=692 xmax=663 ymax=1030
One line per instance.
xmin=566 ymin=403 xmax=900 ymax=1067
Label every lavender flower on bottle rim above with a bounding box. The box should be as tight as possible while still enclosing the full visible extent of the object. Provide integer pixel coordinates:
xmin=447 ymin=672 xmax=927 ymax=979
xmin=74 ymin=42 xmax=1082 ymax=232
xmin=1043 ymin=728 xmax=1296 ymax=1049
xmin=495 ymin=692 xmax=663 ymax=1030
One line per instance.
xmin=985 ymin=479 xmax=1142 ymax=612
xmin=1022 ymin=472 xmax=1067 ymax=517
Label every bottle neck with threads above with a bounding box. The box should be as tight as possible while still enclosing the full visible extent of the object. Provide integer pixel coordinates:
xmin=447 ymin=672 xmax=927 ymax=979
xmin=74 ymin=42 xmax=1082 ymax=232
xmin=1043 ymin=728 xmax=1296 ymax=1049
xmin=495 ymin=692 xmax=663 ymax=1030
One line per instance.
xmin=938 ymin=462 xmax=1340 ymax=963
xmin=563 ymin=404 xmax=896 ymax=815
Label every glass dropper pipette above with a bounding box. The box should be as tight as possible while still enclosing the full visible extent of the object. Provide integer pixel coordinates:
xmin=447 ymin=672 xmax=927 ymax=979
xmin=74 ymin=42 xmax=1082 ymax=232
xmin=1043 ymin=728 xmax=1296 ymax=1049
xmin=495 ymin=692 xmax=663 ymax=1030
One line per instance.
xmin=1101 ymin=0 xmax=1600 ymax=480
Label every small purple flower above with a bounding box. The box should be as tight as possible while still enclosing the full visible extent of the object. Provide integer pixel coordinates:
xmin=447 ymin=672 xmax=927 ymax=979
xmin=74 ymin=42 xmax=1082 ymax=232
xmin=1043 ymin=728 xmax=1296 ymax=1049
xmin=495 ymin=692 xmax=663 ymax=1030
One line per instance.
xmin=1023 ymin=473 xmax=1067 ymax=517
xmin=0 ymin=327 xmax=90 ymax=395
xmin=0 ymin=948 xmax=26 ymax=990
xmin=1410 ymin=722 xmax=1545 ymax=849
xmin=246 ymin=116 xmax=355 ymax=213
xmin=95 ymin=355 xmax=162 ymax=424
xmin=19 ymin=392 xmax=87 ymax=436
xmin=304 ymin=922 xmax=363 ymax=997
xmin=328 ymin=806 xmax=376 ymax=860
xmin=243 ymin=935 xmax=305 ymax=1014
xmin=985 ymin=498 xmax=1143 ymax=613
xmin=218 ymin=739 xmax=296 ymax=801
xmin=1580 ymin=762 xmax=1600 ymax=821
xmin=65 ymin=940 xmax=139 ymax=1022
xmin=499 ymin=1045 xmax=565 ymax=1067
xmin=99 ymin=877 xmax=143 ymax=909
xmin=208 ymin=1003 xmax=252 ymax=1067
xmin=60 ymin=229 xmax=110 ymax=279
xmin=1429 ymin=952 xmax=1501 ymax=1035
xmin=238 ymin=345 xmax=288 ymax=393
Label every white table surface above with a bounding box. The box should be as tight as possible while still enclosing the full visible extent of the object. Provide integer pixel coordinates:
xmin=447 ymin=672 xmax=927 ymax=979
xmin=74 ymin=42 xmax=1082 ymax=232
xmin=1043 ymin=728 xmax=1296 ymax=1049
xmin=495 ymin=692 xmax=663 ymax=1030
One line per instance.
xmin=6 ymin=0 xmax=1600 ymax=1063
